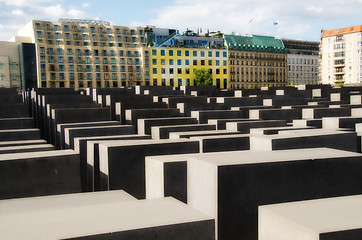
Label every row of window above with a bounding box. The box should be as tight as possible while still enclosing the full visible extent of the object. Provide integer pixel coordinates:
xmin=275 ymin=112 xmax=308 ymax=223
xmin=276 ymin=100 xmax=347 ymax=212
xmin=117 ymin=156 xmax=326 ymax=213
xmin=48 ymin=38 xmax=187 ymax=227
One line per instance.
xmin=41 ymin=72 xmax=146 ymax=81
xmin=0 ymin=73 xmax=18 ymax=81
xmin=36 ymin=31 xmax=145 ymax=42
xmin=41 ymin=63 xmax=145 ymax=72
xmin=230 ymin=60 xmax=286 ymax=67
xmin=230 ymin=75 xmax=285 ymax=82
xmin=39 ymin=48 xmax=146 ymax=57
xmin=35 ymin=23 xmax=143 ymax=36
xmin=229 ymin=52 xmax=286 ymax=60
xmin=154 ymin=68 xmax=227 ymax=75
xmin=0 ymin=62 xmax=17 ymax=70
xmin=36 ymin=39 xmax=144 ymax=48
xmin=288 ymin=58 xmax=317 ymax=65
xmin=39 ymin=56 xmax=143 ymax=65
xmin=152 ymin=49 xmax=227 ymax=58
xmin=152 ymin=58 xmax=227 ymax=66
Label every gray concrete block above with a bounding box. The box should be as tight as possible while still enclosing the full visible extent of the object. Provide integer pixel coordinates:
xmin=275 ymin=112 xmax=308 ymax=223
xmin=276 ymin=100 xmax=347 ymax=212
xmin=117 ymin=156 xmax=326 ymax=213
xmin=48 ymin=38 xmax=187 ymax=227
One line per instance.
xmin=169 ymin=130 xmax=240 ymax=139
xmin=250 ymin=129 xmax=359 ymax=152
xmin=259 ymin=195 xmax=362 ymax=240
xmin=0 ymin=104 xmax=30 ymax=118
xmin=0 ymin=129 xmax=40 ymax=142
xmin=208 ymin=119 xmax=256 ymax=130
xmin=99 ymin=139 xmax=200 ymax=198
xmin=56 ymin=121 xmax=121 ymax=149
xmin=0 ymin=150 xmax=81 ymax=199
xmin=125 ymin=108 xmax=181 ymax=127
xmin=0 ymin=197 xmax=215 ymax=240
xmin=151 ymin=124 xmax=217 ymax=140
xmin=190 ymin=134 xmax=250 ymax=153
xmin=191 ymin=110 xmax=248 ymax=124
xmin=226 ymin=120 xmax=287 ymax=133
xmin=138 ymin=117 xmax=198 ymax=135
xmin=72 ymin=134 xmax=151 ymax=192
xmin=0 ymin=144 xmax=54 ymax=154
xmin=0 ymin=139 xmax=47 ymax=147
xmin=187 ymin=148 xmax=362 ymax=240
xmin=64 ymin=125 xmax=135 ymax=149
xmin=0 ymin=118 xmax=35 ymax=130
xmin=250 ymin=108 xmax=301 ymax=123
xmin=302 ymin=107 xmax=351 ymax=119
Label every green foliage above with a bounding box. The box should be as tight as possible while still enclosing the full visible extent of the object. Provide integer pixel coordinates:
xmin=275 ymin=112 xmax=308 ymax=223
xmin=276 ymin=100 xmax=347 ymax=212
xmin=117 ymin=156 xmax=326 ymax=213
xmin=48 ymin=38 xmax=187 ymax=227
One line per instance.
xmin=194 ymin=68 xmax=213 ymax=86
xmin=335 ymin=80 xmax=344 ymax=88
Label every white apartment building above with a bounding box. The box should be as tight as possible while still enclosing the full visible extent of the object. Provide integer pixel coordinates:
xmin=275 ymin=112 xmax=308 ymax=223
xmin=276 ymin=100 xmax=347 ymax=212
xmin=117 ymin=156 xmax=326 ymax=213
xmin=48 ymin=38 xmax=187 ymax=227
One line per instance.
xmin=0 ymin=41 xmax=21 ymax=89
xmin=320 ymin=25 xmax=362 ymax=85
xmin=282 ymin=39 xmax=319 ymax=85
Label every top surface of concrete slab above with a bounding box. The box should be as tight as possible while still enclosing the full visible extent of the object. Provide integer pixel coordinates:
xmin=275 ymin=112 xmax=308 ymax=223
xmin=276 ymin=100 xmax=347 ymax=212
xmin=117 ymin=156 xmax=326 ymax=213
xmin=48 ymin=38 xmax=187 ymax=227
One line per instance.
xmin=0 ymin=190 xmax=135 ymax=215
xmin=57 ymin=121 xmax=120 ymax=131
xmin=187 ymin=148 xmax=361 ymax=166
xmin=0 ymin=197 xmax=212 ymax=240
xmin=260 ymin=194 xmax=362 ymax=233
xmin=0 ymin=150 xmax=76 ymax=162
xmin=99 ymin=138 xmax=196 ymax=147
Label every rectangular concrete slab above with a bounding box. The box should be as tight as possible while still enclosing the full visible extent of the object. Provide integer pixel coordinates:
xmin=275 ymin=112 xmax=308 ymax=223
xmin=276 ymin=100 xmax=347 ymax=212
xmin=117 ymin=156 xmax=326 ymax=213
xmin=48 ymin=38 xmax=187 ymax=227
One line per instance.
xmin=250 ymin=129 xmax=359 ymax=152
xmin=0 ymin=197 xmax=215 ymax=240
xmin=0 ymin=150 xmax=81 ymax=200
xmin=151 ymin=124 xmax=217 ymax=139
xmin=259 ymin=195 xmax=362 ymax=240
xmin=0 ymin=144 xmax=54 ymax=154
xmin=99 ymin=139 xmax=200 ymax=198
xmin=187 ymin=148 xmax=362 ymax=240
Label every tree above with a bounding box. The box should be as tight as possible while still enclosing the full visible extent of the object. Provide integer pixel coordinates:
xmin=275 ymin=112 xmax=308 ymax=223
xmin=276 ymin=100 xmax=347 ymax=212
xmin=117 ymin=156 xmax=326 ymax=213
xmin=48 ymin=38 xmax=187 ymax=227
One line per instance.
xmin=194 ymin=68 xmax=213 ymax=86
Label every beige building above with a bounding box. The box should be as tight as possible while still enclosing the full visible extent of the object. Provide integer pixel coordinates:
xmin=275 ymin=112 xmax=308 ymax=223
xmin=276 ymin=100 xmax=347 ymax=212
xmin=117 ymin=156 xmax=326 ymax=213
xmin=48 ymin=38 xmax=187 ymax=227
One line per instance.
xmin=225 ymin=34 xmax=287 ymax=89
xmin=320 ymin=25 xmax=362 ymax=85
xmin=0 ymin=41 xmax=21 ymax=89
xmin=15 ymin=19 xmax=148 ymax=89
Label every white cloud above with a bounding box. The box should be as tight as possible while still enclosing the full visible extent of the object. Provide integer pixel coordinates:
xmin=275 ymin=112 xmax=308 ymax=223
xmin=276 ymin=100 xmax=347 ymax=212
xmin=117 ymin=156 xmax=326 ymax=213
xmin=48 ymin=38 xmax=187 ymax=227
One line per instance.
xmin=144 ymin=0 xmax=362 ymax=41
xmin=0 ymin=0 xmax=92 ymax=40
xmin=307 ymin=6 xmax=324 ymax=13
xmin=82 ymin=2 xmax=91 ymax=8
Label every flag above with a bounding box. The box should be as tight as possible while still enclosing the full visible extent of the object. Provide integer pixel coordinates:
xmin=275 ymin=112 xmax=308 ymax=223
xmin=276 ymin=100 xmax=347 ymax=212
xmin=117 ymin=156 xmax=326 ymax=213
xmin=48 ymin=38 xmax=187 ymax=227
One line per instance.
xmin=274 ymin=22 xmax=278 ymax=25
xmin=249 ymin=19 xmax=253 ymax=23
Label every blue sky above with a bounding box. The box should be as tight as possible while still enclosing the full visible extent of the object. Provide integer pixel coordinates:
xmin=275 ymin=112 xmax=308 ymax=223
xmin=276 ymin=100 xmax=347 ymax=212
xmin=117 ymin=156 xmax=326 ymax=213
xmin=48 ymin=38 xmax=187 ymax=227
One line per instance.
xmin=0 ymin=0 xmax=361 ymax=41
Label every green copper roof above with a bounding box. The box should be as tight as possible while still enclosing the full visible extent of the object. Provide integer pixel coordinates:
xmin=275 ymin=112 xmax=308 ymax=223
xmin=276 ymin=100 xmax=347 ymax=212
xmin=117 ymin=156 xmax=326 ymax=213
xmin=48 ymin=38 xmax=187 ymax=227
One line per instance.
xmin=224 ymin=34 xmax=286 ymax=53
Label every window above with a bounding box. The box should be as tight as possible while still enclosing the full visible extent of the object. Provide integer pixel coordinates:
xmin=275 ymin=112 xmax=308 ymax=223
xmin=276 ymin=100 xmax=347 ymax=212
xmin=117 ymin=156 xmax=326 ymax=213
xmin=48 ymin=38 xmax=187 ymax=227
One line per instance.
xmin=161 ymin=59 xmax=165 ymax=65
xmin=170 ymin=68 xmax=174 ymax=74
xmin=36 ymin=31 xmax=42 ymax=38
xmin=119 ymin=50 xmax=124 ymax=57
xmin=161 ymin=49 xmax=165 ymax=56
xmin=216 ymin=51 xmax=220 ymax=57
xmin=177 ymin=50 xmax=181 ymax=56
xmin=208 ymin=51 xmax=212 ymax=57
xmin=185 ymin=60 xmax=189 ymax=65
xmin=68 ymin=65 xmax=74 ymax=71
xmin=193 ymin=51 xmax=197 ymax=57
xmin=152 ymin=49 xmax=157 ymax=55
xmin=58 ymin=57 xmax=63 ymax=63
xmin=185 ymin=50 xmax=189 ymax=56
xmin=178 ymin=68 xmax=182 ymax=74
xmin=193 ymin=60 xmax=197 ymax=65
xmin=209 ymin=60 xmax=212 ymax=65
xmin=11 ymin=74 xmax=17 ymax=81
xmin=223 ymin=60 xmax=227 ymax=66
xmin=55 ymin=33 xmax=60 ymax=39
xmin=201 ymin=51 xmax=205 ymax=57
xmin=201 ymin=60 xmax=205 ymax=65
xmin=68 ymin=57 xmax=73 ymax=63
xmin=135 ymin=59 xmax=140 ymax=65
xmin=161 ymin=68 xmax=166 ymax=74
xmin=169 ymin=59 xmax=174 ymax=65
xmin=35 ymin=23 xmax=41 ymax=30
xmin=177 ymin=59 xmax=182 ymax=65
xmin=153 ymin=68 xmax=157 ymax=74
xmin=169 ymin=50 xmax=173 ymax=56
xmin=63 ymin=25 xmax=69 ymax=31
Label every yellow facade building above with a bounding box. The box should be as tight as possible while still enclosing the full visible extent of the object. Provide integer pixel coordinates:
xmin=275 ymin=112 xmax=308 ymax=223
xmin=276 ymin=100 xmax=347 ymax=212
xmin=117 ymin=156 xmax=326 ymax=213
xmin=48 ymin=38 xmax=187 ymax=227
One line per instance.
xmin=150 ymin=47 xmax=229 ymax=88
